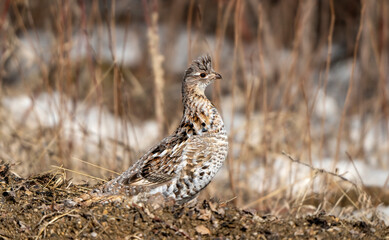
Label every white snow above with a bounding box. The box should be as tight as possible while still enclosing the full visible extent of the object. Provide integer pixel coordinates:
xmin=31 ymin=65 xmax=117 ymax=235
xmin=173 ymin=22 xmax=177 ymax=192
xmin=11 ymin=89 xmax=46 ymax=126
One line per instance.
xmin=314 ymin=88 xmax=339 ymax=119
xmin=377 ymin=205 xmax=389 ymax=225
xmin=69 ymin=26 xmax=142 ymax=66
xmin=2 ymin=92 xmax=159 ymax=154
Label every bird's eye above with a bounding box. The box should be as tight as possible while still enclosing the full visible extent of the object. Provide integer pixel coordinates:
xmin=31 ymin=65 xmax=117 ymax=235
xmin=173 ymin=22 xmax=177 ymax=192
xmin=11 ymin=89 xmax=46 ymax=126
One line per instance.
xmin=200 ymin=73 xmax=207 ymax=78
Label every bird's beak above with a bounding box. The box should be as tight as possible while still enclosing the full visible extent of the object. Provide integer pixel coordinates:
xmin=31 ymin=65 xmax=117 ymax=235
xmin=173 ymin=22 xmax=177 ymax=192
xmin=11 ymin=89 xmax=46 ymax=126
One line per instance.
xmin=214 ymin=72 xmax=222 ymax=79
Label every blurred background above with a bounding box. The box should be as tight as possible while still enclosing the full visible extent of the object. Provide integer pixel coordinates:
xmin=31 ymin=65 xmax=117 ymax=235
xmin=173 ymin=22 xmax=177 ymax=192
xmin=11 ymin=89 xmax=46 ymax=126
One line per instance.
xmin=0 ymin=0 xmax=388 ymax=217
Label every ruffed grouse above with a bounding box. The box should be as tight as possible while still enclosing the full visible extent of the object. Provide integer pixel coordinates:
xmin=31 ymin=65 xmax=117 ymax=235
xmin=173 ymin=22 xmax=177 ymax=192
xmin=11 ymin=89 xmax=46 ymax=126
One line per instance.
xmin=102 ymin=55 xmax=228 ymax=204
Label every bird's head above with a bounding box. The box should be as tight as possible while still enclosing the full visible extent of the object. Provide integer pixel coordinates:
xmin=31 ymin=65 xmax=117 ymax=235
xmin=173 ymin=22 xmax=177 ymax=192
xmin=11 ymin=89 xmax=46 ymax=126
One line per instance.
xmin=183 ymin=55 xmax=222 ymax=93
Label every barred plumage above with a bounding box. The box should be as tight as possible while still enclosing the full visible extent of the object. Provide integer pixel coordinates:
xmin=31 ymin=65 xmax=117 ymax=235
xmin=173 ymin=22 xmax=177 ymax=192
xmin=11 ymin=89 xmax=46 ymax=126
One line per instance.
xmin=102 ymin=55 xmax=228 ymax=204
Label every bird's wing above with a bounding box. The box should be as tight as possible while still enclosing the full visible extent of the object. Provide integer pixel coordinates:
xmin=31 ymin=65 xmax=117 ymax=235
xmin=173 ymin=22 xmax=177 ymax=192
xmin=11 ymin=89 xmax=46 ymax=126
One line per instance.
xmin=127 ymin=134 xmax=215 ymax=187
xmin=177 ymin=136 xmax=212 ymax=170
xmin=127 ymin=135 xmax=189 ymax=187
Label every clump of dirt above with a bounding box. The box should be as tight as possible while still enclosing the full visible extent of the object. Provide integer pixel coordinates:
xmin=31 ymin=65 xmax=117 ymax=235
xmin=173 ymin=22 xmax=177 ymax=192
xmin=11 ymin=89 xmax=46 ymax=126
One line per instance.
xmin=0 ymin=162 xmax=388 ymax=239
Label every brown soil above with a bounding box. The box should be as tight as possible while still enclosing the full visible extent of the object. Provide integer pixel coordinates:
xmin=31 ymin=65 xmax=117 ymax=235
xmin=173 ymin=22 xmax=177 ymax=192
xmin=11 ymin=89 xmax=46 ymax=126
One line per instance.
xmin=0 ymin=162 xmax=388 ymax=240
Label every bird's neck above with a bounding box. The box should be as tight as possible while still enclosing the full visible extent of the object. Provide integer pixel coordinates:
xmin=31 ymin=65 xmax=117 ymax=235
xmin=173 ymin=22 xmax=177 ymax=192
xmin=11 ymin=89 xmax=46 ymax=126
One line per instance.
xmin=178 ymin=84 xmax=223 ymax=135
xmin=182 ymin=85 xmax=214 ymax=115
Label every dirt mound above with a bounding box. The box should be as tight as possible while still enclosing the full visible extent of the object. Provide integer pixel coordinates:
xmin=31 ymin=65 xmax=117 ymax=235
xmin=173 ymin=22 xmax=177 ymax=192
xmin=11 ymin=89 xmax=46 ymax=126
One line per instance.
xmin=0 ymin=162 xmax=387 ymax=239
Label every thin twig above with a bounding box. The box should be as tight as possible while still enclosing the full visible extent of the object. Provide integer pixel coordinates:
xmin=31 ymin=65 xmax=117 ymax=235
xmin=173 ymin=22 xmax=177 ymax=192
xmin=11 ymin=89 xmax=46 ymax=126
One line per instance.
xmin=281 ymin=151 xmax=358 ymax=189
xmin=334 ymin=1 xmax=366 ymax=164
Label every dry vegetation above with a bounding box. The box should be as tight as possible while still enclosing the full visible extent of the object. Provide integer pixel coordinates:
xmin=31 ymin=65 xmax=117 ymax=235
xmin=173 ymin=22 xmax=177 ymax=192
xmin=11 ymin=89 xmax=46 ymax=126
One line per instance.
xmin=1 ymin=164 xmax=388 ymax=239
xmin=0 ymin=0 xmax=389 ymax=238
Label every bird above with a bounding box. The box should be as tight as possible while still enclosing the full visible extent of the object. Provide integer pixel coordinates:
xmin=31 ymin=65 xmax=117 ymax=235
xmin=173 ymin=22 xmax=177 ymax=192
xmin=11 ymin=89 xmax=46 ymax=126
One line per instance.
xmin=101 ymin=55 xmax=228 ymax=204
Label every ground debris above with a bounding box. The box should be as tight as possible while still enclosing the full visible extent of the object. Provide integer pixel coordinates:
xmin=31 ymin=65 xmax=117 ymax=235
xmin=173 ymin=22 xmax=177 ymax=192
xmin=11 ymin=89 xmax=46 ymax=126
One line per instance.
xmin=0 ymin=163 xmax=388 ymax=239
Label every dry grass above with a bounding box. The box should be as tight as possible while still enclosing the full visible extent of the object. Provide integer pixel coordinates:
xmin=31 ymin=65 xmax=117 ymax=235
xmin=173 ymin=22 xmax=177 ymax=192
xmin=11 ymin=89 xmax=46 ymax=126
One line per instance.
xmin=0 ymin=0 xmax=388 ymax=220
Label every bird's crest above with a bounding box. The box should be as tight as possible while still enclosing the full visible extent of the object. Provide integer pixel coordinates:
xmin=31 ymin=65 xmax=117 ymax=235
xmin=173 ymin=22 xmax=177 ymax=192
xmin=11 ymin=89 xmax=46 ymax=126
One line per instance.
xmin=185 ymin=54 xmax=212 ymax=76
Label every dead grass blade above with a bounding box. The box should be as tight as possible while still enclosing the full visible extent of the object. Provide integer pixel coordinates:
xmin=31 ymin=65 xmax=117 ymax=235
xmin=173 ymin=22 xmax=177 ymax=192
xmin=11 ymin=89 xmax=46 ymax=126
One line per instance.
xmin=71 ymin=156 xmax=119 ymax=175
xmin=36 ymin=209 xmax=77 ymax=240
xmin=51 ymin=165 xmax=107 ymax=183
